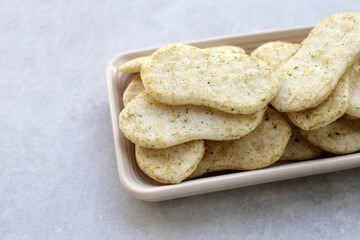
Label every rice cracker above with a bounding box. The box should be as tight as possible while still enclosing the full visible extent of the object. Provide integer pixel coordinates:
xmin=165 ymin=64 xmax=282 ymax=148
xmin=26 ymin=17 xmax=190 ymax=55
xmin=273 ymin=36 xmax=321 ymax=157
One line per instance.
xmin=141 ymin=44 xmax=279 ymax=114
xmin=119 ymin=45 xmax=246 ymax=73
xmin=272 ymin=13 xmax=360 ymax=112
xmin=119 ymin=92 xmax=265 ymax=149
xmin=251 ymin=41 xmax=300 ymax=70
xmin=122 ymin=75 xmax=145 ymax=107
xmin=135 ymin=140 xmax=205 ymax=184
xmin=300 ymin=118 xmax=360 ymax=154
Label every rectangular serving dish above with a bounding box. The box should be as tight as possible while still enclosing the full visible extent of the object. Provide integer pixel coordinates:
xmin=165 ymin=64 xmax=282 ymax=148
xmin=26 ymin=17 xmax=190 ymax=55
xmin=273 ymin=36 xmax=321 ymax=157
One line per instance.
xmin=106 ymin=25 xmax=360 ymax=201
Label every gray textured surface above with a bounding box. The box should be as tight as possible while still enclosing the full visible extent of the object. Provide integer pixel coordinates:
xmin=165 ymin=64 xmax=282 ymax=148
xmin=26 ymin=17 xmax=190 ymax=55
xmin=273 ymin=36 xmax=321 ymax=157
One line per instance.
xmin=1 ymin=0 xmax=360 ymax=239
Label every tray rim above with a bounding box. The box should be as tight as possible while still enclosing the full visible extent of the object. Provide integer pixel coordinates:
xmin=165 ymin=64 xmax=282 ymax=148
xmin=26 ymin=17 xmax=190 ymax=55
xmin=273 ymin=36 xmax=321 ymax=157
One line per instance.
xmin=106 ymin=25 xmax=360 ymax=201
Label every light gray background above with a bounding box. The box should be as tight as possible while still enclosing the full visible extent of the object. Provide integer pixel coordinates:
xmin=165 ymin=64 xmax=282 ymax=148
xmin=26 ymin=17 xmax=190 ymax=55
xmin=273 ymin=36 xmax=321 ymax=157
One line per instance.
xmin=1 ymin=0 xmax=360 ymax=239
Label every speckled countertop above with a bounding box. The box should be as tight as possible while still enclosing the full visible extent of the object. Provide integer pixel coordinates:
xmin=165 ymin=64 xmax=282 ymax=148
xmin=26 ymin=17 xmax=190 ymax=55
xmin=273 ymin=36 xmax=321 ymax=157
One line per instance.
xmin=1 ymin=1 xmax=360 ymax=239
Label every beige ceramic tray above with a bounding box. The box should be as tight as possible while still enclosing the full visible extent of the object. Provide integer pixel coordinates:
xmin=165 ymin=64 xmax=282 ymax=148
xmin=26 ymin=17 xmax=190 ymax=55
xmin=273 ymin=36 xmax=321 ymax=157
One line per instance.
xmin=106 ymin=25 xmax=360 ymax=201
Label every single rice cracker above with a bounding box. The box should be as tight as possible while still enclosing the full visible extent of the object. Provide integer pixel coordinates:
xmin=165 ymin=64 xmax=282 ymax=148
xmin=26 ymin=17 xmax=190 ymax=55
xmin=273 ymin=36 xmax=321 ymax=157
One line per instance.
xmin=141 ymin=44 xmax=279 ymax=114
xmin=135 ymin=140 xmax=205 ymax=184
xmin=119 ymin=46 xmax=246 ymax=73
xmin=251 ymin=41 xmax=300 ymax=70
xmin=346 ymin=58 xmax=360 ymax=118
xmin=189 ymin=108 xmax=291 ymax=178
xmin=119 ymin=92 xmax=265 ymax=149
xmin=287 ymin=73 xmax=350 ymax=130
xmin=119 ymin=56 xmax=148 ymax=73
xmin=122 ymin=75 xmax=145 ymax=107
xmin=300 ymin=118 xmax=360 ymax=154
xmin=272 ymin=13 xmax=360 ymax=112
